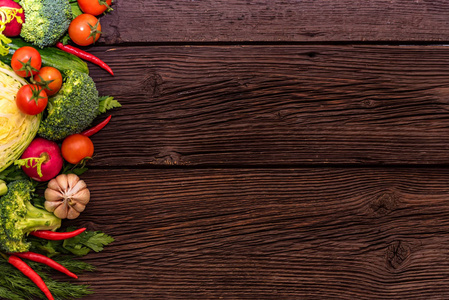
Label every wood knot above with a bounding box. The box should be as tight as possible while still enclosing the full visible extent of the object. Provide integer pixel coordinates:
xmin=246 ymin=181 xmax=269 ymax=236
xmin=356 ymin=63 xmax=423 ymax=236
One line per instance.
xmin=386 ymin=240 xmax=411 ymax=270
xmin=370 ymin=191 xmax=398 ymax=216
xmin=141 ymin=73 xmax=164 ymax=97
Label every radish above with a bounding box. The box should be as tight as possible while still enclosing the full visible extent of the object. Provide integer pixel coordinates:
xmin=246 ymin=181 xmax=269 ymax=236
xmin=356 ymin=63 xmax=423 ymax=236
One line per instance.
xmin=15 ymin=138 xmax=63 ymax=182
xmin=0 ymin=0 xmax=25 ymax=37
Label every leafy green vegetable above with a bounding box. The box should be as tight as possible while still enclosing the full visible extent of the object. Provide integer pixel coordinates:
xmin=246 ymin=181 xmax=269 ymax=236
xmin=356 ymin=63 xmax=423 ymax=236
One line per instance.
xmin=98 ymin=96 xmax=122 ymax=114
xmin=30 ymin=228 xmax=114 ymax=257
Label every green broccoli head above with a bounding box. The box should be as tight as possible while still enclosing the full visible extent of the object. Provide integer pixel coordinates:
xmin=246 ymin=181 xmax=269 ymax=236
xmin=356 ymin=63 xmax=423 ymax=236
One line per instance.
xmin=19 ymin=0 xmax=72 ymax=48
xmin=38 ymin=70 xmax=99 ymax=141
xmin=0 ymin=180 xmax=61 ymax=253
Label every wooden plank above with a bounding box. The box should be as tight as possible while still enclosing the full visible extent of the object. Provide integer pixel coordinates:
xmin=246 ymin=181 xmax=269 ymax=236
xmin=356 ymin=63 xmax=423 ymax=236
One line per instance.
xmin=86 ymin=44 xmax=449 ymax=166
xmin=67 ymin=168 xmax=449 ymax=299
xmin=99 ymin=0 xmax=449 ymax=44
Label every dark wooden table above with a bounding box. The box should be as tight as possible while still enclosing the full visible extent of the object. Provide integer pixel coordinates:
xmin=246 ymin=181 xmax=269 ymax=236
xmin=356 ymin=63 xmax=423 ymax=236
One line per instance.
xmin=74 ymin=1 xmax=449 ymax=298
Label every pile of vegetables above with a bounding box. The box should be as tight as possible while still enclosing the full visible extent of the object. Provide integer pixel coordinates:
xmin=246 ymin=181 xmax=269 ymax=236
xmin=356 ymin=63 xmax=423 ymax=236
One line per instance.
xmin=0 ymin=0 xmax=120 ymax=299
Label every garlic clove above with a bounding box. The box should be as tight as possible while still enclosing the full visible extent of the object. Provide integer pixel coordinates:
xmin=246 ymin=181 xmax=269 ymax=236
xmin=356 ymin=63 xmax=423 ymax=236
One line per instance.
xmin=73 ymin=188 xmax=90 ymax=205
xmin=47 ymin=178 xmax=61 ymax=192
xmin=71 ymin=179 xmax=87 ymax=195
xmin=55 ymin=174 xmax=69 ymax=192
xmin=67 ymin=209 xmax=81 ymax=220
xmin=44 ymin=188 xmax=64 ymax=202
xmin=44 ymin=200 xmax=60 ymax=212
xmin=71 ymin=202 xmax=86 ymax=213
xmin=67 ymin=173 xmax=79 ymax=190
xmin=53 ymin=203 xmax=69 ymax=219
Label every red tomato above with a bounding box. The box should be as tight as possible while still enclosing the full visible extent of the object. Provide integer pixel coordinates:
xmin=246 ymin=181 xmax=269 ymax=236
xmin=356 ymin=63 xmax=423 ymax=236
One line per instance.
xmin=77 ymin=0 xmax=112 ymax=16
xmin=15 ymin=84 xmax=48 ymax=115
xmin=33 ymin=66 xmax=63 ymax=96
xmin=68 ymin=14 xmax=102 ymax=46
xmin=11 ymin=46 xmax=42 ymax=77
xmin=61 ymin=134 xmax=94 ymax=164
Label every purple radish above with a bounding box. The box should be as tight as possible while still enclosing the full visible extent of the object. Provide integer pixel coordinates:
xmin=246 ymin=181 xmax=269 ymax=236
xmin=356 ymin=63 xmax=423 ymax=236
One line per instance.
xmin=0 ymin=0 xmax=25 ymax=37
xmin=16 ymin=138 xmax=63 ymax=182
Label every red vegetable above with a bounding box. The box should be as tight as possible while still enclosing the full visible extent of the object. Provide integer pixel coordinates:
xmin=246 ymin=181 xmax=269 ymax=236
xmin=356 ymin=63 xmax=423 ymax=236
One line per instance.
xmin=55 ymin=42 xmax=113 ymax=76
xmin=30 ymin=228 xmax=87 ymax=240
xmin=0 ymin=0 xmax=25 ymax=37
xmin=8 ymin=255 xmax=54 ymax=300
xmin=13 ymin=251 xmax=78 ymax=279
xmin=81 ymin=115 xmax=111 ymax=137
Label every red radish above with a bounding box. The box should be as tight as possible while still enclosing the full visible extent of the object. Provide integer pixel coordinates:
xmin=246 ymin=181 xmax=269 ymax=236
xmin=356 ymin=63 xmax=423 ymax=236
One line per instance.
xmin=0 ymin=0 xmax=25 ymax=37
xmin=15 ymin=138 xmax=63 ymax=182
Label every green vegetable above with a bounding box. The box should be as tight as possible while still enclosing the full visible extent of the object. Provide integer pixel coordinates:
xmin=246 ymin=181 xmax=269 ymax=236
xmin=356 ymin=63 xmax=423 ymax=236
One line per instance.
xmin=0 ymin=259 xmax=93 ymax=299
xmin=0 ymin=61 xmax=41 ymax=173
xmin=0 ymin=180 xmax=7 ymax=196
xmin=0 ymin=38 xmax=89 ymax=75
xmin=30 ymin=228 xmax=114 ymax=257
xmin=38 ymin=70 xmax=99 ymax=141
xmin=98 ymin=96 xmax=122 ymax=114
xmin=19 ymin=0 xmax=72 ymax=48
xmin=0 ymin=180 xmax=61 ymax=253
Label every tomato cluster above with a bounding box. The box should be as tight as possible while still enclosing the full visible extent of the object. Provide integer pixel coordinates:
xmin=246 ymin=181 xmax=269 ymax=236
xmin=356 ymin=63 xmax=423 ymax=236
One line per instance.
xmin=11 ymin=47 xmax=62 ymax=116
xmin=68 ymin=0 xmax=112 ymax=46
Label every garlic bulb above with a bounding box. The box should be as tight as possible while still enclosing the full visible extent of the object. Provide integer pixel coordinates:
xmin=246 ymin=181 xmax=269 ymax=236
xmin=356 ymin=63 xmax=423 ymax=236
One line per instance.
xmin=44 ymin=173 xmax=90 ymax=219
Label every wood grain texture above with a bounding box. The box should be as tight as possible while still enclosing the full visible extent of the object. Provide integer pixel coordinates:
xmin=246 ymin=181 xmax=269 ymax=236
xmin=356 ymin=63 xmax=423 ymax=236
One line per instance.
xmin=98 ymin=0 xmax=449 ymax=44
xmin=86 ymin=44 xmax=449 ymax=167
xmin=67 ymin=168 xmax=449 ymax=299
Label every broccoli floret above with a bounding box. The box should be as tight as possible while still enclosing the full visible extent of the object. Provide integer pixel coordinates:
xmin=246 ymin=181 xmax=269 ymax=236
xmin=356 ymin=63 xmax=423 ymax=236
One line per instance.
xmin=19 ymin=0 xmax=72 ymax=48
xmin=38 ymin=70 xmax=99 ymax=141
xmin=0 ymin=180 xmax=61 ymax=253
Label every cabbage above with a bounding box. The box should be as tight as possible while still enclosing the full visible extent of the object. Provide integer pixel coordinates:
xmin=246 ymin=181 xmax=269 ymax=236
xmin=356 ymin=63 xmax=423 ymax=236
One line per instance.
xmin=0 ymin=61 xmax=40 ymax=172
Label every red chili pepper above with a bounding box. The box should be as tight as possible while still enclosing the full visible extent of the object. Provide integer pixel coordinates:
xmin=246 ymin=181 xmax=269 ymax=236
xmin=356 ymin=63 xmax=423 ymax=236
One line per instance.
xmin=8 ymin=255 xmax=54 ymax=300
xmin=13 ymin=251 xmax=78 ymax=279
xmin=55 ymin=42 xmax=114 ymax=76
xmin=30 ymin=228 xmax=87 ymax=240
xmin=81 ymin=115 xmax=112 ymax=137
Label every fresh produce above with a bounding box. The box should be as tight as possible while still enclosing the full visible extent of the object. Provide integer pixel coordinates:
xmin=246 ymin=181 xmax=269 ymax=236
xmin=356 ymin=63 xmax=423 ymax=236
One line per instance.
xmin=11 ymin=45 xmax=42 ymax=77
xmin=81 ymin=114 xmax=111 ymax=136
xmin=0 ymin=180 xmax=61 ymax=253
xmin=33 ymin=66 xmax=63 ymax=96
xmin=15 ymin=84 xmax=48 ymax=115
xmin=2 ymin=38 xmax=89 ymax=74
xmin=19 ymin=0 xmax=73 ymax=48
xmin=0 ymin=180 xmax=7 ymax=196
xmin=0 ymin=0 xmax=23 ymax=55
xmin=68 ymin=13 xmax=101 ymax=46
xmin=15 ymin=137 xmax=63 ymax=181
xmin=0 ymin=0 xmax=119 ymax=297
xmin=13 ymin=251 xmax=78 ymax=278
xmin=30 ymin=227 xmax=86 ymax=240
xmin=4 ymin=254 xmax=55 ymax=300
xmin=0 ymin=0 xmax=25 ymax=37
xmin=38 ymin=69 xmax=99 ymax=141
xmin=0 ymin=61 xmax=41 ymax=172
xmin=77 ymin=0 xmax=112 ymax=16
xmin=61 ymin=134 xmax=94 ymax=164
xmin=44 ymin=174 xmax=90 ymax=219
xmin=56 ymin=42 xmax=113 ymax=75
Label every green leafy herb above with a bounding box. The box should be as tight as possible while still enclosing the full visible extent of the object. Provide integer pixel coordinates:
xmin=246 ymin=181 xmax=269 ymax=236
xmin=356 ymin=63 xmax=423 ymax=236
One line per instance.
xmin=30 ymin=229 xmax=114 ymax=257
xmin=98 ymin=96 xmax=122 ymax=114
xmin=0 ymin=260 xmax=93 ymax=300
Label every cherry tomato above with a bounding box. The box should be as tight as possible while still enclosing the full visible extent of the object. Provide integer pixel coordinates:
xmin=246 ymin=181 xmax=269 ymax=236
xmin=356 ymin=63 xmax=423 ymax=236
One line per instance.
xmin=61 ymin=134 xmax=94 ymax=164
xmin=77 ymin=0 xmax=112 ymax=16
xmin=15 ymin=84 xmax=48 ymax=115
xmin=11 ymin=46 xmax=42 ymax=77
xmin=68 ymin=14 xmax=102 ymax=46
xmin=33 ymin=66 xmax=63 ymax=96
